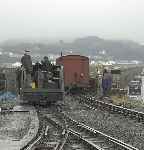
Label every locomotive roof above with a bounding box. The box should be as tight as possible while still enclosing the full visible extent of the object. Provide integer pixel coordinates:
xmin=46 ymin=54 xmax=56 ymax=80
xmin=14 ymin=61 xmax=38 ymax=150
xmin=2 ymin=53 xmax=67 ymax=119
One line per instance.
xmin=57 ymin=55 xmax=89 ymax=60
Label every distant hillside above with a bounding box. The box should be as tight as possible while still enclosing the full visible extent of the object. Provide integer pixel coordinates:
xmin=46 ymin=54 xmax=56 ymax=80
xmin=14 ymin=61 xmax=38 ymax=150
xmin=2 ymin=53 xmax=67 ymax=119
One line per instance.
xmin=71 ymin=36 xmax=144 ymax=60
xmin=0 ymin=36 xmax=144 ymax=61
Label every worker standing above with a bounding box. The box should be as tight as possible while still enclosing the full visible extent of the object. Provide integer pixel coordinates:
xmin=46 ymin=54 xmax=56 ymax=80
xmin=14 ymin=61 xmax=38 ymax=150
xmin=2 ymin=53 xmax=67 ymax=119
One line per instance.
xmin=102 ymin=69 xmax=112 ymax=98
xmin=21 ymin=50 xmax=33 ymax=88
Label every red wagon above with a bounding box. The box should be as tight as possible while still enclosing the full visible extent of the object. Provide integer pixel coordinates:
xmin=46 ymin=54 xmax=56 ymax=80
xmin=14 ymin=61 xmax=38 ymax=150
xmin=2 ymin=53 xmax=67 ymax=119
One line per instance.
xmin=56 ymin=55 xmax=90 ymax=90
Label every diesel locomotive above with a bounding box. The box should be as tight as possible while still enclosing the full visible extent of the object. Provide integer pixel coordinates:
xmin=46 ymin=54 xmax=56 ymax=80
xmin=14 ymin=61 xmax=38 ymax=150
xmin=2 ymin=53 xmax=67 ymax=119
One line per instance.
xmin=18 ymin=58 xmax=64 ymax=105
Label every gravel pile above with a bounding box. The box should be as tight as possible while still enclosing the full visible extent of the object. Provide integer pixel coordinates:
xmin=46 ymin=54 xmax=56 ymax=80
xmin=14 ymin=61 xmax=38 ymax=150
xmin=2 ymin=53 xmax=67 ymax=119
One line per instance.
xmin=63 ymin=96 xmax=144 ymax=149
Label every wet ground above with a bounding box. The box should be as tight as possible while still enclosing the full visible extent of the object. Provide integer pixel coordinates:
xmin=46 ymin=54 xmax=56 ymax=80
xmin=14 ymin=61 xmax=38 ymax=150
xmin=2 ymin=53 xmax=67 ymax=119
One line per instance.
xmin=0 ymin=105 xmax=39 ymax=150
xmin=0 ymin=112 xmax=31 ymax=140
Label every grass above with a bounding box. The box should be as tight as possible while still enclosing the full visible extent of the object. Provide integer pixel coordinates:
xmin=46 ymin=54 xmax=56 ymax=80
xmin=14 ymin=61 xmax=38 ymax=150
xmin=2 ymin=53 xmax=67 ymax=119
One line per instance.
xmin=111 ymin=95 xmax=144 ymax=110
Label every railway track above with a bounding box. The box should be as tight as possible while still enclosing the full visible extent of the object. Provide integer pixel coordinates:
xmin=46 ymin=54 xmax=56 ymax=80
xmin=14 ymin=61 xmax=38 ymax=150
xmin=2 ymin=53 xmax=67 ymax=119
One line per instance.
xmin=20 ymin=95 xmax=143 ymax=150
xmin=44 ymin=112 xmax=95 ymax=150
xmin=23 ymin=132 xmax=44 ymax=150
xmin=44 ymin=111 xmax=138 ymax=150
xmin=21 ymin=106 xmax=69 ymax=150
xmin=63 ymin=113 xmax=138 ymax=150
xmin=79 ymin=95 xmax=144 ymax=122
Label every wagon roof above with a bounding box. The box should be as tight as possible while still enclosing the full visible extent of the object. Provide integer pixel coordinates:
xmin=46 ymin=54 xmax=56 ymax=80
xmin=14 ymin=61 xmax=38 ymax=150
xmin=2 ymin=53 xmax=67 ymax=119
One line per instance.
xmin=57 ymin=55 xmax=89 ymax=60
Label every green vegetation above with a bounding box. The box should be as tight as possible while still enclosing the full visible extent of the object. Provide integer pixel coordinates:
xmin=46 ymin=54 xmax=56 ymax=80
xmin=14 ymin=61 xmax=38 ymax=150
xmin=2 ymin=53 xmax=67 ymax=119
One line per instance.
xmin=111 ymin=95 xmax=144 ymax=110
xmin=125 ymin=99 xmax=144 ymax=110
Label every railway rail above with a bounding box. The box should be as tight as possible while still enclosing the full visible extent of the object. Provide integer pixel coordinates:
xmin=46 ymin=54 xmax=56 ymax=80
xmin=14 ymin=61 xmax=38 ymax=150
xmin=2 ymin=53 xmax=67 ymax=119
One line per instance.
xmin=20 ymin=95 xmax=142 ymax=150
xmin=19 ymin=107 xmax=40 ymax=150
xmin=20 ymin=107 xmax=46 ymax=150
xmin=23 ymin=132 xmax=44 ymax=150
xmin=45 ymin=113 xmax=94 ymax=150
xmin=79 ymin=95 xmax=144 ymax=122
xmin=21 ymin=107 xmax=69 ymax=150
xmin=44 ymin=111 xmax=138 ymax=150
xmin=0 ymin=110 xmax=29 ymax=113
xmin=63 ymin=113 xmax=138 ymax=150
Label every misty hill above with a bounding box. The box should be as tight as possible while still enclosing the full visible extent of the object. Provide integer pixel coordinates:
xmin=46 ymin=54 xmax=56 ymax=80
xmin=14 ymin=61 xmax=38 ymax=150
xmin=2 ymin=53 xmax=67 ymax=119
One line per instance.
xmin=71 ymin=36 xmax=144 ymax=60
xmin=0 ymin=36 xmax=144 ymax=61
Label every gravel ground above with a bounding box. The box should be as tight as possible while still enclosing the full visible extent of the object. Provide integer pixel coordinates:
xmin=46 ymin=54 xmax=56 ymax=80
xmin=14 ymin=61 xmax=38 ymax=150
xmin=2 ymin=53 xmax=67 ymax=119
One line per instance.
xmin=0 ymin=112 xmax=31 ymax=140
xmin=63 ymin=95 xmax=144 ymax=150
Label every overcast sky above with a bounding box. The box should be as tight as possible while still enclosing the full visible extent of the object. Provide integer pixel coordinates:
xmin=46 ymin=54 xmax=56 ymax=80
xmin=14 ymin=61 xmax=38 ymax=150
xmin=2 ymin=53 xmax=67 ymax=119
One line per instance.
xmin=0 ymin=0 xmax=143 ymax=43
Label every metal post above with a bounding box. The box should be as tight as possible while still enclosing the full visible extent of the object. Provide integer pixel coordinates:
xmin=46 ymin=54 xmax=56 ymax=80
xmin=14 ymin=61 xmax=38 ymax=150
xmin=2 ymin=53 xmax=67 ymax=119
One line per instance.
xmin=5 ymin=79 xmax=7 ymax=101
